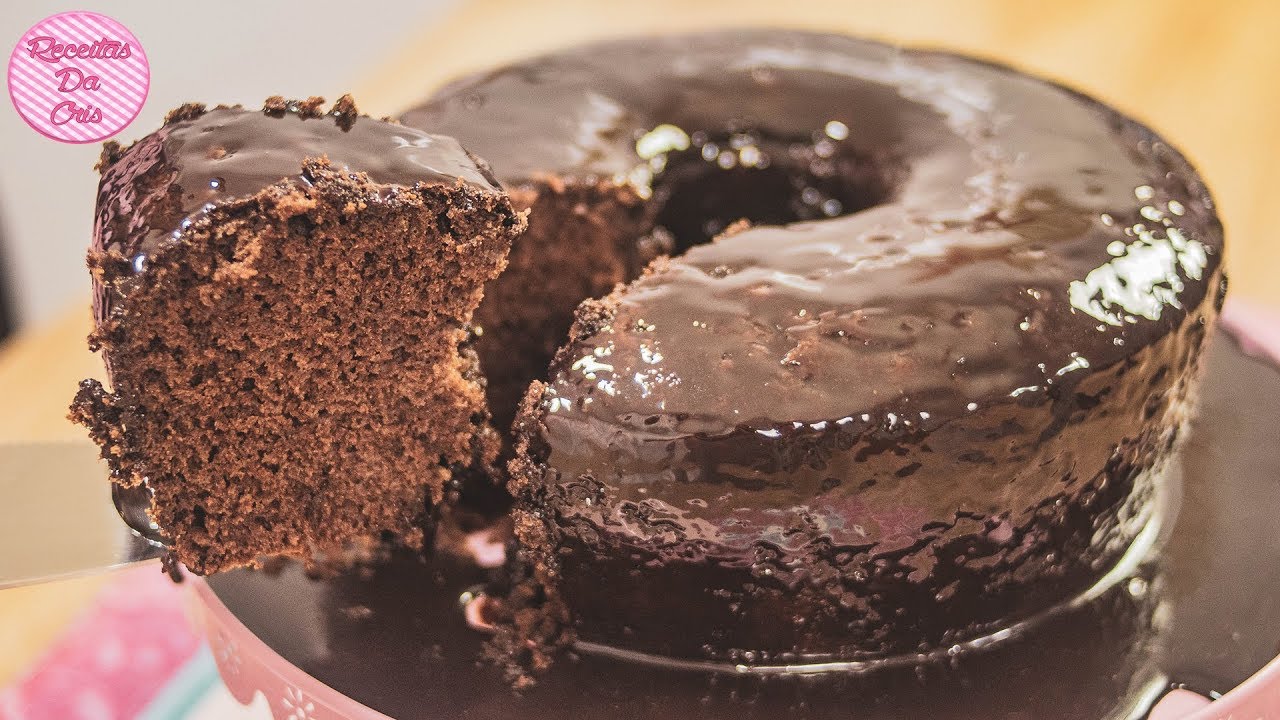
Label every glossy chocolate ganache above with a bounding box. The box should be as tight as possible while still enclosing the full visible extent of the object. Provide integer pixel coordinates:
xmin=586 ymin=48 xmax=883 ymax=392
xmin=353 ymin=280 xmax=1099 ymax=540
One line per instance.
xmin=404 ymin=30 xmax=1226 ymax=664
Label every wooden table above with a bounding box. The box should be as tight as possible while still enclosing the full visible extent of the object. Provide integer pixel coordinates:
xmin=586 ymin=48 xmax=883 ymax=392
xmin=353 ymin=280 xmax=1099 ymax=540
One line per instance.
xmin=2 ymin=0 xmax=1277 ymax=690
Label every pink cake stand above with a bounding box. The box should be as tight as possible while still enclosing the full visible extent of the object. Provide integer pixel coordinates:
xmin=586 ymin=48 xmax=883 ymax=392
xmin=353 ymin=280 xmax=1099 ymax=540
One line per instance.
xmin=185 ymin=303 xmax=1280 ymax=720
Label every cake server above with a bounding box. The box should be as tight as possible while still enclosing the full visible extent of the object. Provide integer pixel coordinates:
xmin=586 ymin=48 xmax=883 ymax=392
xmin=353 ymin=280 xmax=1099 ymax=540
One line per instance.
xmin=0 ymin=441 xmax=164 ymax=589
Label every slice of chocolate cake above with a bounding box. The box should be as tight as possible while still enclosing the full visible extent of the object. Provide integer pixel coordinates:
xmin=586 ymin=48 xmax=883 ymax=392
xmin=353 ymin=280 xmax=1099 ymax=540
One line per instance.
xmin=71 ymin=96 xmax=525 ymax=575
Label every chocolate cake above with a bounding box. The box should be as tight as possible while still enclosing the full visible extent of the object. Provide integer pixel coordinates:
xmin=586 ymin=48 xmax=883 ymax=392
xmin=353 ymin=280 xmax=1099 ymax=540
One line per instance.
xmin=404 ymin=31 xmax=1226 ymax=664
xmin=71 ymin=28 xmax=1226 ymax=681
xmin=71 ymin=96 xmax=525 ymax=575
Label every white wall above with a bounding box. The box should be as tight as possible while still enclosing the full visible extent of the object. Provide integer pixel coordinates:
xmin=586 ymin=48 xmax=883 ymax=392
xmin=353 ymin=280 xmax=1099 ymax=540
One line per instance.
xmin=0 ymin=0 xmax=457 ymax=331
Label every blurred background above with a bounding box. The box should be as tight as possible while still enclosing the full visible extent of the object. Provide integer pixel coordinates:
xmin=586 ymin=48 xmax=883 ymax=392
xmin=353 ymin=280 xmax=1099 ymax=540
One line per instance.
xmin=0 ymin=0 xmax=1276 ymax=717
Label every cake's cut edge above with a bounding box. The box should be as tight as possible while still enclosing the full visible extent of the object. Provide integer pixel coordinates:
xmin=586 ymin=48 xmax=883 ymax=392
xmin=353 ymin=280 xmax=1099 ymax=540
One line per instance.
xmin=471 ymin=176 xmax=651 ymax=434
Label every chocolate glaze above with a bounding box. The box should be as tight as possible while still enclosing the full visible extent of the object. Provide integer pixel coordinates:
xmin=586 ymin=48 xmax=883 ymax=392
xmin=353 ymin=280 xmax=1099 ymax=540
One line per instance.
xmin=92 ymin=97 xmax=499 ymax=330
xmin=410 ymin=31 xmax=1226 ymax=661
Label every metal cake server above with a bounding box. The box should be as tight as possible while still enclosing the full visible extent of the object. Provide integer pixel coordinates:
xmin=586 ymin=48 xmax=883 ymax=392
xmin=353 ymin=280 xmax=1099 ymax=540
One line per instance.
xmin=0 ymin=442 xmax=164 ymax=589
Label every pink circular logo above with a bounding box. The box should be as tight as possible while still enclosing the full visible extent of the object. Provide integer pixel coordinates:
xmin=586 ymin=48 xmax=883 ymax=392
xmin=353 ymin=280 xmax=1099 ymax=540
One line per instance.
xmin=8 ymin=11 xmax=149 ymax=144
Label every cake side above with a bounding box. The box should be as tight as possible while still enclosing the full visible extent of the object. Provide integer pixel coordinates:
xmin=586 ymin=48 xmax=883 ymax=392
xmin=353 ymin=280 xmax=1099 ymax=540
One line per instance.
xmin=510 ymin=269 xmax=1221 ymax=660
xmin=71 ymin=98 xmax=525 ymax=574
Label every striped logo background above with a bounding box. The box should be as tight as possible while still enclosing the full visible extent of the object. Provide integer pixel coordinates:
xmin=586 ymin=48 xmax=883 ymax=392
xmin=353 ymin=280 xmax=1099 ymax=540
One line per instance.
xmin=8 ymin=11 xmax=149 ymax=144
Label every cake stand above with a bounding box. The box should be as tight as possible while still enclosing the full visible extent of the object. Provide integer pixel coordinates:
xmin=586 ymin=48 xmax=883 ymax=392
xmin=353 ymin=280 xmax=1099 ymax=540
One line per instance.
xmin=186 ymin=312 xmax=1280 ymax=720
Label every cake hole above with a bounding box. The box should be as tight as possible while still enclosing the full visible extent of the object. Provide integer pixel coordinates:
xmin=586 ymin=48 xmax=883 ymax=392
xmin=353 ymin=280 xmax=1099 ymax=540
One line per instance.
xmin=644 ymin=127 xmax=900 ymax=254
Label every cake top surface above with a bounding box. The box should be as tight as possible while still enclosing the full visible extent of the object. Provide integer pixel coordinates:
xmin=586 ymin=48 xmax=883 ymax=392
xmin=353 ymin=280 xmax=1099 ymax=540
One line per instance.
xmin=409 ymin=30 xmax=1225 ymax=428
xmin=95 ymin=95 xmax=499 ymax=261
